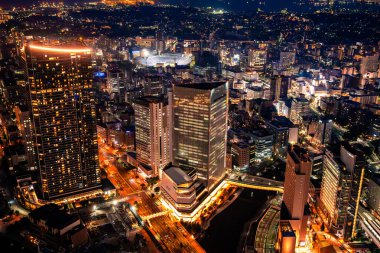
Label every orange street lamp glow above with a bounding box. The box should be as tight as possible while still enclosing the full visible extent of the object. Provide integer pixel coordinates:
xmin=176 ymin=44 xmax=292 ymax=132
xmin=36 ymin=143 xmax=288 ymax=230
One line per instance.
xmin=29 ymin=44 xmax=92 ymax=53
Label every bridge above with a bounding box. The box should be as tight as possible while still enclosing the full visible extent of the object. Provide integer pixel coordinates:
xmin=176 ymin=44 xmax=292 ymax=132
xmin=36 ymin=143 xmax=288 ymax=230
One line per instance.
xmin=225 ymin=172 xmax=284 ymax=193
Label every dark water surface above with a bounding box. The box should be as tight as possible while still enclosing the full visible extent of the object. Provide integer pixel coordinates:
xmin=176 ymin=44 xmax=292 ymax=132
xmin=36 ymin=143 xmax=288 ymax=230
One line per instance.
xmin=199 ymin=188 xmax=276 ymax=253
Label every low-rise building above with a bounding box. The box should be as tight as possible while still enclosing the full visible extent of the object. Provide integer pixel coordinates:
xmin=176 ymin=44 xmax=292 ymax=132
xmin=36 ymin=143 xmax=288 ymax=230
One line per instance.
xmin=29 ymin=204 xmax=89 ymax=249
xmin=251 ymin=128 xmax=273 ymax=162
xmin=278 ymin=221 xmax=296 ymax=253
xmin=160 ymin=166 xmax=204 ymax=213
xmin=231 ymin=142 xmax=250 ymax=170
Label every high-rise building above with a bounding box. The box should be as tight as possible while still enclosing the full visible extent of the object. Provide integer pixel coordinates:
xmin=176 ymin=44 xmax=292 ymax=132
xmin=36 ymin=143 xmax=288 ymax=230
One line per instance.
xmin=270 ymin=76 xmax=289 ymax=101
xmin=142 ymin=75 xmax=164 ymax=96
xmin=266 ymin=116 xmax=298 ymax=160
xmin=173 ymin=82 xmax=228 ymax=191
xmin=319 ymin=143 xmax=366 ymax=241
xmin=340 ymin=142 xmax=366 ymax=240
xmin=24 ymin=42 xmax=101 ymax=201
xmin=280 ymin=145 xmax=312 ymax=248
xmin=290 ymin=95 xmax=310 ymax=124
xmin=319 ymin=150 xmax=352 ymax=238
xmin=313 ymin=117 xmax=333 ymax=145
xmin=133 ymin=96 xmax=172 ymax=176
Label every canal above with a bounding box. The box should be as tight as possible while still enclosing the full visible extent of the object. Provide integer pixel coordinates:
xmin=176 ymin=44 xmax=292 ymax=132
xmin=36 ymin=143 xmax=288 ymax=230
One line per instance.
xmin=199 ymin=188 xmax=276 ymax=253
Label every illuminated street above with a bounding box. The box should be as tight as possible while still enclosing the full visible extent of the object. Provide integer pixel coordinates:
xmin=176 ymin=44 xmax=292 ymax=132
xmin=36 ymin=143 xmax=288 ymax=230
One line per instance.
xmin=0 ymin=1 xmax=379 ymax=252
xmin=98 ymin=139 xmax=205 ymax=253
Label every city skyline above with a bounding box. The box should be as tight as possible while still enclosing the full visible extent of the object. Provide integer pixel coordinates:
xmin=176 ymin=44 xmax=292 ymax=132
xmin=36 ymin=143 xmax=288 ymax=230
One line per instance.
xmin=0 ymin=1 xmax=379 ymax=253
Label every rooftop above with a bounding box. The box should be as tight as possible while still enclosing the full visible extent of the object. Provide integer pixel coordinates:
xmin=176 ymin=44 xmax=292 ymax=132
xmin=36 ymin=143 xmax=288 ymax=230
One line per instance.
xmin=163 ymin=166 xmax=193 ymax=185
xmin=267 ymin=116 xmax=294 ymax=129
xmin=29 ymin=203 xmax=80 ymax=230
xmin=132 ymin=95 xmax=167 ymax=106
xmin=288 ymin=144 xmax=310 ymax=163
xmin=279 ymin=220 xmax=296 ymax=237
xmin=28 ymin=42 xmax=91 ymax=54
xmin=175 ymin=81 xmax=226 ymax=90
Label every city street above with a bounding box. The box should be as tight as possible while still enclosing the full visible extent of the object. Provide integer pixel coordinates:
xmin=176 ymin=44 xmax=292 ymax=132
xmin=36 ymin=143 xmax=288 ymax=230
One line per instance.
xmin=98 ymin=139 xmax=205 ymax=253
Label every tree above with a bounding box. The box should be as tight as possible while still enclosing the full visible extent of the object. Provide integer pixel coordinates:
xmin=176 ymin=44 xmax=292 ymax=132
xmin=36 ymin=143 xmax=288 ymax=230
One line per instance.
xmin=146 ymin=176 xmax=159 ymax=188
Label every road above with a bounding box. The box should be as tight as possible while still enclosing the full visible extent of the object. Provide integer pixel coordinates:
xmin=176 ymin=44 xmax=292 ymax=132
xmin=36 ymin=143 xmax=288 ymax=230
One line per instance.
xmin=98 ymin=139 xmax=205 ymax=253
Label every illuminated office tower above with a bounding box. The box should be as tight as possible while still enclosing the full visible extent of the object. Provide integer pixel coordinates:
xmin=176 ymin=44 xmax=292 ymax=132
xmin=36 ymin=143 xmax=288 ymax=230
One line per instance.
xmin=319 ymin=143 xmax=366 ymax=241
xmin=340 ymin=142 xmax=366 ymax=240
xmin=133 ymin=96 xmax=172 ymax=176
xmin=24 ymin=42 xmax=101 ymax=201
xmin=280 ymin=145 xmax=312 ymax=248
xmin=173 ymin=82 xmax=228 ymax=191
xmin=319 ymin=150 xmax=352 ymax=238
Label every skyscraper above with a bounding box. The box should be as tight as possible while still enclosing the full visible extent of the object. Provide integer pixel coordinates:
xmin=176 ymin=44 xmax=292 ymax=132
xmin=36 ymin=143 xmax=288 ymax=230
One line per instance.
xmin=319 ymin=150 xmax=352 ymax=238
xmin=24 ymin=42 xmax=101 ymax=201
xmin=133 ymin=96 xmax=172 ymax=176
xmin=173 ymin=82 xmax=228 ymax=191
xmin=340 ymin=142 xmax=366 ymax=240
xmin=280 ymin=144 xmax=312 ymax=248
xmin=319 ymin=143 xmax=366 ymax=241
